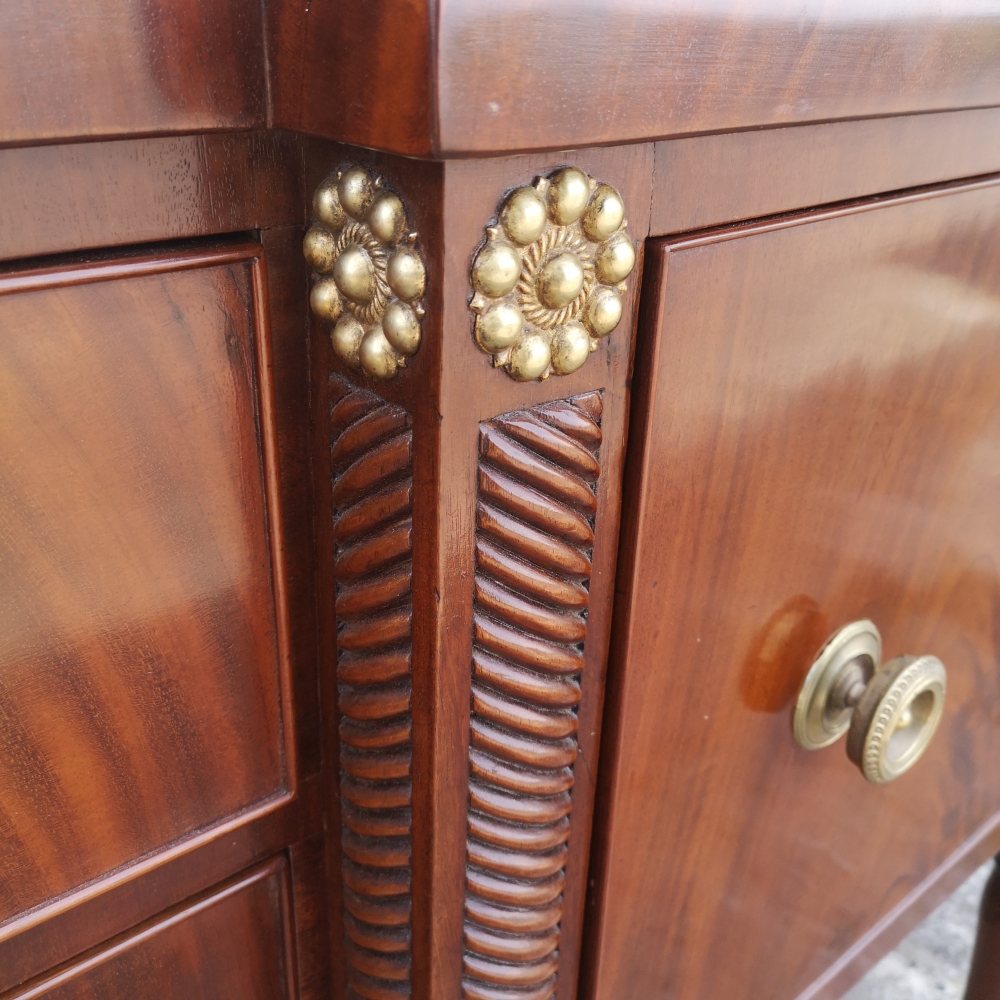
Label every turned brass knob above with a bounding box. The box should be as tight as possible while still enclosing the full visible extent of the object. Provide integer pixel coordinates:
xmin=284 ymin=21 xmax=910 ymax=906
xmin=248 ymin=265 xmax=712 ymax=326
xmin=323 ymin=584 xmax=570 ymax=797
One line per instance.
xmin=793 ymin=620 xmax=946 ymax=784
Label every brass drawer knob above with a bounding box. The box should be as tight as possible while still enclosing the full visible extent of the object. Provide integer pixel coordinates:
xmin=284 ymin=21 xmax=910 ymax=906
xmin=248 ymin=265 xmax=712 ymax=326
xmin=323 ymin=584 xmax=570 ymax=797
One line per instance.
xmin=793 ymin=620 xmax=946 ymax=783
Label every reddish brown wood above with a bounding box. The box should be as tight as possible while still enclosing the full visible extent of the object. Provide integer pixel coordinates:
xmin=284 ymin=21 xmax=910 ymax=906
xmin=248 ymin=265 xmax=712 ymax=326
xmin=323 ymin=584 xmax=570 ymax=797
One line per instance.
xmin=277 ymin=0 xmax=1000 ymax=156
xmin=0 ymin=132 xmax=305 ymax=264
xmin=0 ymin=0 xmax=265 ymax=147
xmin=302 ymin=139 xmax=447 ymax=1000
xmin=461 ymin=393 xmax=603 ymax=1000
xmin=301 ymin=140 xmax=652 ymax=1000
xmin=7 ymin=858 xmax=295 ymax=999
xmin=966 ymin=857 xmax=1000 ymax=1000
xmin=0 ymin=242 xmax=318 ymax=990
xmin=1 ymin=779 xmax=320 ymax=994
xmin=261 ymin=226 xmax=322 ymax=779
xmin=652 ymin=108 xmax=1000 ymax=237
xmin=327 ymin=376 xmax=415 ymax=1000
xmin=290 ymin=834 xmax=335 ymax=1000
xmin=288 ymin=0 xmax=434 ymax=157
xmin=585 ymin=178 xmax=1000 ymax=1000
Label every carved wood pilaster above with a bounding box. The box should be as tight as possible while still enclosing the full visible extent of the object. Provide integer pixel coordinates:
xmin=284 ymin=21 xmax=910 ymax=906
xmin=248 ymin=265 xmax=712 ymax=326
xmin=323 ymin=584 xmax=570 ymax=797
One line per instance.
xmin=329 ymin=374 xmax=414 ymax=1000
xmin=461 ymin=392 xmax=604 ymax=1000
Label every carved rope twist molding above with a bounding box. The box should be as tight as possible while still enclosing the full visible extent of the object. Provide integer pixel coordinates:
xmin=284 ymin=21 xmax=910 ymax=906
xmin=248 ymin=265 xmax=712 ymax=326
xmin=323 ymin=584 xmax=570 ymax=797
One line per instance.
xmin=330 ymin=375 xmax=414 ymax=1000
xmin=462 ymin=391 xmax=604 ymax=1000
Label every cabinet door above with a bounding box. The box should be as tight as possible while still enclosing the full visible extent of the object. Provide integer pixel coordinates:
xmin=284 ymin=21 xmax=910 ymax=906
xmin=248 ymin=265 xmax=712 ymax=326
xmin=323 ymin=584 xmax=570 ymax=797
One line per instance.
xmin=0 ymin=244 xmax=299 ymax=989
xmin=587 ymin=180 xmax=1000 ymax=999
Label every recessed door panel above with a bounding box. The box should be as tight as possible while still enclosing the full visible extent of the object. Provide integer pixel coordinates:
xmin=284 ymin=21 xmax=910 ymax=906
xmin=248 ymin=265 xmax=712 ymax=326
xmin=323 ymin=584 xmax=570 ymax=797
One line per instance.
xmin=588 ymin=182 xmax=1000 ymax=999
xmin=0 ymin=248 xmax=290 ymax=926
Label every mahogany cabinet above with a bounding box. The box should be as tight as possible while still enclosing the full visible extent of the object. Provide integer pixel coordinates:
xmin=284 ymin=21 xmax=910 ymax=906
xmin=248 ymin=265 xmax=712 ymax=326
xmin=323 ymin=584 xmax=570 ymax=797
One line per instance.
xmin=587 ymin=180 xmax=1000 ymax=1000
xmin=2 ymin=3 xmax=1000 ymax=999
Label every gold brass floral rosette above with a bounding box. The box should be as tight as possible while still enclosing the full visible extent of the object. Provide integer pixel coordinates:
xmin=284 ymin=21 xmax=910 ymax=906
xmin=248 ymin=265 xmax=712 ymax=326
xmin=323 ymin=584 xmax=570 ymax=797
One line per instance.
xmin=470 ymin=167 xmax=636 ymax=381
xmin=303 ymin=165 xmax=427 ymax=381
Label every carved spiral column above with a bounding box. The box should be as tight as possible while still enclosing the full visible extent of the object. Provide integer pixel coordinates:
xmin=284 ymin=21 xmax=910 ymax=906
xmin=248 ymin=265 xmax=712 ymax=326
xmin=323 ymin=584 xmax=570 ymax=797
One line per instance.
xmin=461 ymin=392 xmax=603 ymax=1000
xmin=329 ymin=374 xmax=415 ymax=1000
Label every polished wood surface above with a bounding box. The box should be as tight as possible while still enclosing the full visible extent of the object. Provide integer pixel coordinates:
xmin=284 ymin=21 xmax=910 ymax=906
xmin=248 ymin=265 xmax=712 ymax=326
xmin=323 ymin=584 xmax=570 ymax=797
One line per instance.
xmin=7 ymin=858 xmax=294 ymax=999
xmin=586 ymin=179 xmax=1000 ymax=1000
xmin=0 ymin=244 xmax=302 ymax=985
xmin=652 ymin=108 xmax=1000 ymax=237
xmin=966 ymin=857 xmax=1000 ymax=1000
xmin=0 ymin=133 xmax=304 ymax=264
xmin=0 ymin=0 xmax=265 ymax=146
xmin=279 ymin=0 xmax=1000 ymax=156
xmin=462 ymin=392 xmax=604 ymax=1000
xmin=302 ymin=140 xmax=653 ymax=1000
xmin=328 ymin=375 xmax=415 ymax=1000
xmin=4 ymin=0 xmax=1000 ymax=156
xmin=1 ymin=779 xmax=319 ymax=995
xmin=285 ymin=0 xmax=434 ymax=158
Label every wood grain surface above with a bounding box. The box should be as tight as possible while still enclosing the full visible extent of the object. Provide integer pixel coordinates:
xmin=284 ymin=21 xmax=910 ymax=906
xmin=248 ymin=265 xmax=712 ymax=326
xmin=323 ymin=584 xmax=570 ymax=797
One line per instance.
xmin=0 ymin=0 xmax=265 ymax=146
xmin=302 ymin=139 xmax=653 ymax=1000
xmin=6 ymin=858 xmax=295 ymax=999
xmin=585 ymin=178 xmax=1000 ymax=1000
xmin=7 ymin=0 xmax=1000 ymax=155
xmin=651 ymin=108 xmax=1000 ymax=237
xmin=0 ymin=132 xmax=305 ymax=264
xmin=280 ymin=0 xmax=1000 ymax=156
xmin=0 ymin=244 xmax=297 ymax=980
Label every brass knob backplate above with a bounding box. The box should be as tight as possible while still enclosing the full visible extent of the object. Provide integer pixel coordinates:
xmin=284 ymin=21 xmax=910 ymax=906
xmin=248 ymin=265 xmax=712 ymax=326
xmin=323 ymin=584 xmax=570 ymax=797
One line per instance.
xmin=793 ymin=620 xmax=946 ymax=784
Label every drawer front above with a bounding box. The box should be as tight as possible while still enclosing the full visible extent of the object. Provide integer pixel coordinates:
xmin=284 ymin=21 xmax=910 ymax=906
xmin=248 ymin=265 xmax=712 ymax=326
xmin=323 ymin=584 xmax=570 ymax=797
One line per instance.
xmin=0 ymin=247 xmax=291 ymax=927
xmin=588 ymin=181 xmax=1000 ymax=998
xmin=11 ymin=857 xmax=293 ymax=999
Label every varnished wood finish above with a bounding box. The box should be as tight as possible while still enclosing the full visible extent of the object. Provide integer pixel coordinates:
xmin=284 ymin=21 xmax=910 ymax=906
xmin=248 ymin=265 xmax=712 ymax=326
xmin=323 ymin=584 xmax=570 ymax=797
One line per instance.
xmin=7 ymin=858 xmax=295 ymax=999
xmin=278 ymin=0 xmax=1000 ymax=156
xmin=0 ymin=132 xmax=305 ymax=264
xmin=7 ymin=0 xmax=1000 ymax=156
xmin=303 ymin=141 xmax=653 ymax=1000
xmin=417 ymin=147 xmax=651 ymax=1000
xmin=651 ymin=108 xmax=1000 ymax=237
xmin=287 ymin=1 xmax=434 ymax=158
xmin=966 ymin=857 xmax=1000 ymax=1000
xmin=328 ymin=375 xmax=415 ymax=1000
xmin=0 ymin=243 xmax=305 ymax=988
xmin=0 ymin=0 xmax=264 ymax=146
xmin=586 ymin=178 xmax=1000 ymax=1000
xmin=462 ymin=393 xmax=603 ymax=1000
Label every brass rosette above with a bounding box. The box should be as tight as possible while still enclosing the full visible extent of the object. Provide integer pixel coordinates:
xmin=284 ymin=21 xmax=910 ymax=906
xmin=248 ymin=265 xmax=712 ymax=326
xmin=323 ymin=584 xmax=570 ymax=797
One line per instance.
xmin=303 ymin=165 xmax=427 ymax=381
xmin=470 ymin=167 xmax=636 ymax=381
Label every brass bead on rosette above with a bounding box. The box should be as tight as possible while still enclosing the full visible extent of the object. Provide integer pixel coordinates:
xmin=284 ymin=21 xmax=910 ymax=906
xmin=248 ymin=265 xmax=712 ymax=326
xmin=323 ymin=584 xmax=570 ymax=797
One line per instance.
xmin=303 ymin=164 xmax=427 ymax=380
xmin=469 ymin=166 xmax=635 ymax=381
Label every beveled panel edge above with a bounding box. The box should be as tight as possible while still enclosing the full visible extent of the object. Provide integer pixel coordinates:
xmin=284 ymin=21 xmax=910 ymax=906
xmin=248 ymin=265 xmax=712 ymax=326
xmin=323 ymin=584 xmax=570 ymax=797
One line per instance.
xmin=6 ymin=855 xmax=297 ymax=1000
xmin=656 ymin=172 xmax=1000 ymax=254
xmin=0 ymin=775 xmax=322 ymax=993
